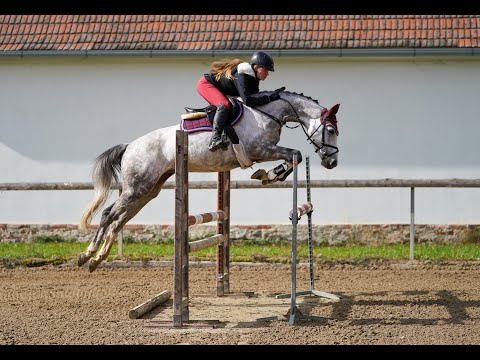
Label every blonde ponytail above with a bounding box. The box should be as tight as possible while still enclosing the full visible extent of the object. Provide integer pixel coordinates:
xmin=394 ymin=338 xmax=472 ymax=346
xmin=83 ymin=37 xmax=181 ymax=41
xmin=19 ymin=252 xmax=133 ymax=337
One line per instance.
xmin=210 ymin=59 xmax=244 ymax=81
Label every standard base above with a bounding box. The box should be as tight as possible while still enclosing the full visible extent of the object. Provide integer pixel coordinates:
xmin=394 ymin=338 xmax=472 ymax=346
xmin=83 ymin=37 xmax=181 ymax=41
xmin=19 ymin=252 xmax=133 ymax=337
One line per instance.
xmin=275 ymin=289 xmax=341 ymax=301
xmin=144 ymin=319 xmax=224 ymax=329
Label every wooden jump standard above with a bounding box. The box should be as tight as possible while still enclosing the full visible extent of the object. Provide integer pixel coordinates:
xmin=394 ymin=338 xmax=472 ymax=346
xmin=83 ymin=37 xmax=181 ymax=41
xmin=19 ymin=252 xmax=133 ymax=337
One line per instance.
xmin=173 ymin=129 xmax=231 ymax=327
xmin=128 ymin=130 xmax=231 ymax=326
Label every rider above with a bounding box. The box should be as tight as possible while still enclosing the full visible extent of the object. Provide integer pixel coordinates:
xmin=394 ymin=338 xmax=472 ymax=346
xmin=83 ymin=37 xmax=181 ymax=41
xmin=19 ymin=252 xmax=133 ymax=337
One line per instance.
xmin=196 ymin=51 xmax=284 ymax=152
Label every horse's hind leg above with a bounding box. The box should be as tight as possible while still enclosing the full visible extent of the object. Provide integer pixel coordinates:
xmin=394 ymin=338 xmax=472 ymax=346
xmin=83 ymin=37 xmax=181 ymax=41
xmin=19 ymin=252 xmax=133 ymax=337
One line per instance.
xmin=78 ymin=203 xmax=114 ymax=267
xmin=86 ymin=192 xmax=158 ymax=272
xmin=84 ymin=169 xmax=174 ymax=272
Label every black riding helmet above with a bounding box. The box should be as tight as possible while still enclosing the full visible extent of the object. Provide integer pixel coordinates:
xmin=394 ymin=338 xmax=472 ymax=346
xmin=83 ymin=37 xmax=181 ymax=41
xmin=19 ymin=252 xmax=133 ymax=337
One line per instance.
xmin=250 ymin=51 xmax=275 ymax=72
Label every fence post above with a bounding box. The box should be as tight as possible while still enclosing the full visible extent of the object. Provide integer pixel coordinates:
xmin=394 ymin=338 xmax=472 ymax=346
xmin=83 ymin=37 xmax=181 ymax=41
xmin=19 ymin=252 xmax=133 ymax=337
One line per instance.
xmin=410 ymin=187 xmax=415 ymax=261
xmin=118 ymin=188 xmax=123 ymax=257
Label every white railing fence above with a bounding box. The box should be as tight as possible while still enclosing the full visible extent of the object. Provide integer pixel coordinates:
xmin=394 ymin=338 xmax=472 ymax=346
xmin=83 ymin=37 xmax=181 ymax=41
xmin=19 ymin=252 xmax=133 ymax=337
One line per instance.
xmin=1 ymin=179 xmax=479 ymax=260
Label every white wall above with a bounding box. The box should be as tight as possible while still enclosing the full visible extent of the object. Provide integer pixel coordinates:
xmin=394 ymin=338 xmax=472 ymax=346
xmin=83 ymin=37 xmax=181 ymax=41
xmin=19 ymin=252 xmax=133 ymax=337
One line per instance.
xmin=1 ymin=56 xmax=480 ymax=225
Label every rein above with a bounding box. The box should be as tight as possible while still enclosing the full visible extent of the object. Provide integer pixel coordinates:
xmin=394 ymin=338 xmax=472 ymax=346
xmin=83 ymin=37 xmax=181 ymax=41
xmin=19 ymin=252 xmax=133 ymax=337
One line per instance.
xmin=253 ymin=107 xmax=282 ymax=126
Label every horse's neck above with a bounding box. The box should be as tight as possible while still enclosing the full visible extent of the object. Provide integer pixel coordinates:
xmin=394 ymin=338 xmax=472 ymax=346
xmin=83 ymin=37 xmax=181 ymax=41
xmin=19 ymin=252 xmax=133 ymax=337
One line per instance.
xmin=245 ymin=94 xmax=319 ymax=129
xmin=251 ymin=100 xmax=295 ymax=127
xmin=282 ymin=95 xmax=322 ymax=126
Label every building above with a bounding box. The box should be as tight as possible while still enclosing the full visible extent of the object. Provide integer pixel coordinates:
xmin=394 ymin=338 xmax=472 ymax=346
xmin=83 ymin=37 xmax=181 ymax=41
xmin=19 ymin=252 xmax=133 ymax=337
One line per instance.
xmin=1 ymin=15 xmax=479 ymax=242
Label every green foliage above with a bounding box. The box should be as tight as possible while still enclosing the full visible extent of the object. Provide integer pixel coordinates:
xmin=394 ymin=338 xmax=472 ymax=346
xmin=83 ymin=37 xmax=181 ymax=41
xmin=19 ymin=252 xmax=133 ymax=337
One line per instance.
xmin=156 ymin=237 xmax=174 ymax=244
xmin=120 ymin=234 xmax=174 ymax=244
xmin=464 ymin=228 xmax=480 ymax=244
xmin=31 ymin=235 xmax=76 ymax=243
xmin=30 ymin=235 xmax=53 ymax=243
xmin=240 ymin=239 xmax=291 ymax=246
xmin=121 ymin=234 xmax=135 ymax=244
xmin=0 ymin=257 xmax=17 ymax=269
xmin=0 ymin=241 xmax=478 ymax=268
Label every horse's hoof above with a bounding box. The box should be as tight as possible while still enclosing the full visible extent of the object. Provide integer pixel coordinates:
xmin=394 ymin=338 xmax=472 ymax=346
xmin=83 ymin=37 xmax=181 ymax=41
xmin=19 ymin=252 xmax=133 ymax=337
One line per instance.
xmin=88 ymin=259 xmax=100 ymax=273
xmin=251 ymin=169 xmax=268 ymax=181
xmin=77 ymin=253 xmax=89 ymax=267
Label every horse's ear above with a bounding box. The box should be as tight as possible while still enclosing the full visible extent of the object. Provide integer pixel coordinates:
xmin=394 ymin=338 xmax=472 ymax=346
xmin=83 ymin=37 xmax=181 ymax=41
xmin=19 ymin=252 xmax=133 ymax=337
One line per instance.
xmin=327 ymin=104 xmax=340 ymax=117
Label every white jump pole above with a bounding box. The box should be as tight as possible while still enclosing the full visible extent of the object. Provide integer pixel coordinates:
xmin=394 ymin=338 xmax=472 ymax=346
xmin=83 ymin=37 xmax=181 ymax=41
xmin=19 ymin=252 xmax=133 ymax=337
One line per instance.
xmin=128 ymin=290 xmax=172 ymax=319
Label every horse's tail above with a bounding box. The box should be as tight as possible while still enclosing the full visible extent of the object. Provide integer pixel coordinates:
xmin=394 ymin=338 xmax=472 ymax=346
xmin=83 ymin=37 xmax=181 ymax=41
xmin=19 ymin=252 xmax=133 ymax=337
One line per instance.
xmin=79 ymin=143 xmax=128 ymax=231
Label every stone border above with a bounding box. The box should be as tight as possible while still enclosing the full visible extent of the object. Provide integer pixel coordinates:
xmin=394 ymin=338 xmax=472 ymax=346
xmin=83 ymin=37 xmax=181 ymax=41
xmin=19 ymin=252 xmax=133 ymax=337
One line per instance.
xmin=1 ymin=223 xmax=479 ymax=244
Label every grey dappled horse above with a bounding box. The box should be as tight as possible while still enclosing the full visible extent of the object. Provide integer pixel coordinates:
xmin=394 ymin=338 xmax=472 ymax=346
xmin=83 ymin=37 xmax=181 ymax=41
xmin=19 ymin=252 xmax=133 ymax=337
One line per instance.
xmin=78 ymin=90 xmax=340 ymax=272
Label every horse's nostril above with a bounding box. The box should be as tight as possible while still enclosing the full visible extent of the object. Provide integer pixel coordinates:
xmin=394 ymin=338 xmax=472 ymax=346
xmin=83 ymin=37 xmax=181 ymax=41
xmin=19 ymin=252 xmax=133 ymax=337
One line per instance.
xmin=329 ymin=158 xmax=337 ymax=167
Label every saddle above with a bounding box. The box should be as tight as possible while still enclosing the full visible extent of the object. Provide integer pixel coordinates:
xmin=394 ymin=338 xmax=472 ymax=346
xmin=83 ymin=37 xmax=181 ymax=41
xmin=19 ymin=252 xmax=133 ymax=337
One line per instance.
xmin=181 ymin=104 xmax=217 ymax=122
xmin=179 ymin=97 xmax=243 ymax=136
xmin=182 ymin=97 xmax=239 ymax=120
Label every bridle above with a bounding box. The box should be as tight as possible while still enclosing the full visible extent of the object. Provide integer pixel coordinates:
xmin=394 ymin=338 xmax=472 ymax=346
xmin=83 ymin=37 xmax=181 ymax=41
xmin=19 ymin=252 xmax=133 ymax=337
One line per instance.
xmin=253 ymin=97 xmax=339 ymax=160
xmin=307 ymin=107 xmax=339 ymax=159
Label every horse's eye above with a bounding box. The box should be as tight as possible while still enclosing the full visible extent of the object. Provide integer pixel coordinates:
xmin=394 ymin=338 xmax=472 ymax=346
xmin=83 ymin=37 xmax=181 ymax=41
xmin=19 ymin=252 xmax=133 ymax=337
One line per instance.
xmin=327 ymin=126 xmax=335 ymax=135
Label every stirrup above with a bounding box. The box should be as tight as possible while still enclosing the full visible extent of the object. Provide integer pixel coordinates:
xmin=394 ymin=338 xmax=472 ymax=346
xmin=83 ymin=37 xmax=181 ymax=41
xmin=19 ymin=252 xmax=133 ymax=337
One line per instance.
xmin=208 ymin=137 xmax=222 ymax=152
xmin=209 ymin=143 xmax=220 ymax=152
xmin=218 ymin=140 xmax=229 ymax=151
xmin=209 ymin=132 xmax=229 ymax=152
xmin=209 ymin=139 xmax=229 ymax=152
xmin=218 ymin=134 xmax=230 ymax=151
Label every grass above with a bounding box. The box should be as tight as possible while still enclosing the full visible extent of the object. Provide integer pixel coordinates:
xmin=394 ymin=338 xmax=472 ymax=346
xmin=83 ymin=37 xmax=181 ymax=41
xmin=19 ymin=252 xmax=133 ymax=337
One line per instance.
xmin=0 ymin=236 xmax=479 ymax=268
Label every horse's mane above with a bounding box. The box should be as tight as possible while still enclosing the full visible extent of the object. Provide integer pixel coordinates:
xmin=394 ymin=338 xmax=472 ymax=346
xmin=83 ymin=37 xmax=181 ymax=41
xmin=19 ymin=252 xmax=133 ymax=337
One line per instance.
xmin=257 ymin=90 xmax=320 ymax=105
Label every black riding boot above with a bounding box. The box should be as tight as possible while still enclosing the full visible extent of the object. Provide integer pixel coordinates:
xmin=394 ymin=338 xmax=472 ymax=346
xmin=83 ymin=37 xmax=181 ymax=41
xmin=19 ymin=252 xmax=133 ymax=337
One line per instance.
xmin=208 ymin=104 xmax=231 ymax=152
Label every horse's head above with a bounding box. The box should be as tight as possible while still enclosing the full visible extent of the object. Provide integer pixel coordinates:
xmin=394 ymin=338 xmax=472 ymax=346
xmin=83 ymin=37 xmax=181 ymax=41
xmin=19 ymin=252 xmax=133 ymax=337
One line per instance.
xmin=273 ymin=91 xmax=340 ymax=170
xmin=308 ymin=104 xmax=340 ymax=169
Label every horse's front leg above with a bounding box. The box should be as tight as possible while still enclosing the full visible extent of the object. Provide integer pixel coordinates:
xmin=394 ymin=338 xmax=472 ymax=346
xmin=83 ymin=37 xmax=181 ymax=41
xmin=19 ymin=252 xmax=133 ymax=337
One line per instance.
xmin=250 ymin=146 xmax=302 ymax=185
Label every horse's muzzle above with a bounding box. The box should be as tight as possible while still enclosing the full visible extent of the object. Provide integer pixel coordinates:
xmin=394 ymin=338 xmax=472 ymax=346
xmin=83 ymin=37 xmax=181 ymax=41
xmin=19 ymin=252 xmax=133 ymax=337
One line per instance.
xmin=322 ymin=158 xmax=337 ymax=169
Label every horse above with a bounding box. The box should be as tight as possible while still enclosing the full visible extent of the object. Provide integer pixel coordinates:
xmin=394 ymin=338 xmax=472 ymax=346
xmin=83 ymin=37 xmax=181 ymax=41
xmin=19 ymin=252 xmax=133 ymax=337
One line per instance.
xmin=77 ymin=90 xmax=340 ymax=272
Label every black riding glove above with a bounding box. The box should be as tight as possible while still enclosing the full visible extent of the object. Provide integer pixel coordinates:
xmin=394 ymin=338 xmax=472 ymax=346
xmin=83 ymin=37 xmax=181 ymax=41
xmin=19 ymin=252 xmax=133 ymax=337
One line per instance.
xmin=269 ymin=86 xmax=286 ymax=102
xmin=269 ymin=92 xmax=280 ymax=102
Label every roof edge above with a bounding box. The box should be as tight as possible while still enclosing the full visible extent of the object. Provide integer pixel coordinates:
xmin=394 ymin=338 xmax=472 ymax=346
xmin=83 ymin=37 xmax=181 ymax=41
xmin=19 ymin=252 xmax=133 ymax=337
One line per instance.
xmin=0 ymin=48 xmax=477 ymax=58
